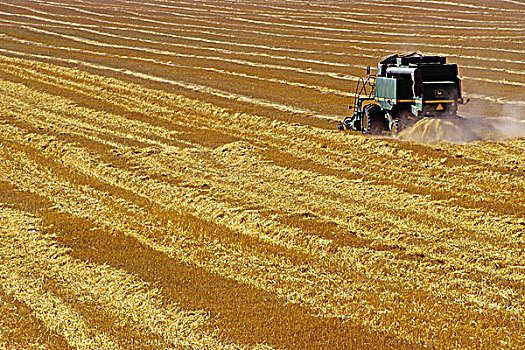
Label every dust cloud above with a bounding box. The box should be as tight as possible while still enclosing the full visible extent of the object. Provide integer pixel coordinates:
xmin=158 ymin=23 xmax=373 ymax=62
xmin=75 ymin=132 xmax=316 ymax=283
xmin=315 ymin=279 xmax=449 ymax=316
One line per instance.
xmin=398 ymin=107 xmax=525 ymax=144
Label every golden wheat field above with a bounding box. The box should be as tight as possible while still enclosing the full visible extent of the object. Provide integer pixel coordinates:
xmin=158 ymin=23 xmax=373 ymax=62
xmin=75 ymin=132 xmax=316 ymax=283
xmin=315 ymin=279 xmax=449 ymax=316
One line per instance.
xmin=0 ymin=0 xmax=524 ymax=349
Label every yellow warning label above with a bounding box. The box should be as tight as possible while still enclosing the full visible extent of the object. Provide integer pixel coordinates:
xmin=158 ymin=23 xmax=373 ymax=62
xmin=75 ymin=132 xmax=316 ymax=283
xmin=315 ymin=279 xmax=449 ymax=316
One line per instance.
xmin=436 ymin=104 xmax=444 ymax=111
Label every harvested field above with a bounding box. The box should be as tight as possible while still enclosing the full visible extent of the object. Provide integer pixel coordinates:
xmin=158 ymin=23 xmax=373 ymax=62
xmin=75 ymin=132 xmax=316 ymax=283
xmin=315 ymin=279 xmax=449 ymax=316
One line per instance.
xmin=0 ymin=0 xmax=524 ymax=349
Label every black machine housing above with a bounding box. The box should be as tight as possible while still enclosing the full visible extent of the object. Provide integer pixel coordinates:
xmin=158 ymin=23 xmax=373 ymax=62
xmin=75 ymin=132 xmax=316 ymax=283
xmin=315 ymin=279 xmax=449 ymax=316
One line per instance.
xmin=339 ymin=52 xmax=467 ymax=136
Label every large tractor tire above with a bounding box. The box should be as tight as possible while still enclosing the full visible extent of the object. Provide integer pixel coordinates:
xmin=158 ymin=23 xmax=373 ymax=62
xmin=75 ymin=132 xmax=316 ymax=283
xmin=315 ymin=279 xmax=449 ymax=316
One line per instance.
xmin=362 ymin=104 xmax=387 ymax=135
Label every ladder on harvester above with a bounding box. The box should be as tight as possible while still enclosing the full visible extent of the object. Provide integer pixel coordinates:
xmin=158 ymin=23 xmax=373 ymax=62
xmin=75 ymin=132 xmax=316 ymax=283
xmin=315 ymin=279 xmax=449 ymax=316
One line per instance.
xmin=338 ymin=67 xmax=376 ymax=131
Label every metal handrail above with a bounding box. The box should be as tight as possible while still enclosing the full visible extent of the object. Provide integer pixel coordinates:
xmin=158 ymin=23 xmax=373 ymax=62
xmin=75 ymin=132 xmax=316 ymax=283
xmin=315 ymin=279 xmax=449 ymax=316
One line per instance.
xmin=351 ymin=74 xmax=376 ymax=112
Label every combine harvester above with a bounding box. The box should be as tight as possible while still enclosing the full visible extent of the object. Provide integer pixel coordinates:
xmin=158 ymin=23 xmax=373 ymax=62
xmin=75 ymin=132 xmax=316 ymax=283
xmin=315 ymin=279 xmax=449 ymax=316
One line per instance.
xmin=338 ymin=52 xmax=469 ymax=137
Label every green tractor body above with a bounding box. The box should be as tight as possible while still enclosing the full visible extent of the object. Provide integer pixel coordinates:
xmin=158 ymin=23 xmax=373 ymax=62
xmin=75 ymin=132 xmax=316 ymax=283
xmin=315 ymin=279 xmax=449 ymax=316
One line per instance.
xmin=339 ymin=52 xmax=467 ymax=136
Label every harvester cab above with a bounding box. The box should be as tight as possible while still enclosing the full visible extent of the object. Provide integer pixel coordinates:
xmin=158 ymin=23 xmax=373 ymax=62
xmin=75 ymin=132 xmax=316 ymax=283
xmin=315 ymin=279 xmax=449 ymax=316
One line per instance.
xmin=338 ymin=52 xmax=468 ymax=137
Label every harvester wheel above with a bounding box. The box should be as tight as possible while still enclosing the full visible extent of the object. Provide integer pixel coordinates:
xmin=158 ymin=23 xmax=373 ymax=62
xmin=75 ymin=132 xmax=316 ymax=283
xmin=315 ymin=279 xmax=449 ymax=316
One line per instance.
xmin=390 ymin=119 xmax=400 ymax=138
xmin=390 ymin=111 xmax=417 ymax=138
xmin=362 ymin=104 xmax=387 ymax=135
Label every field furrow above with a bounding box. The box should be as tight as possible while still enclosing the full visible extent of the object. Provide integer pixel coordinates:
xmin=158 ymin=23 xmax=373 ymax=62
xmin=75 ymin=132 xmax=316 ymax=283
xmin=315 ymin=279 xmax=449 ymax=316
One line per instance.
xmin=1 ymin=1 xmax=525 ymax=349
xmin=1 ymin=53 xmax=524 ymax=348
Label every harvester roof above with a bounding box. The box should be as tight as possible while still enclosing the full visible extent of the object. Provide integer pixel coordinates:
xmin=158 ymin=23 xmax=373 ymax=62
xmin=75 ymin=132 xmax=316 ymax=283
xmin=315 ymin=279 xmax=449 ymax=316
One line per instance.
xmin=380 ymin=51 xmax=447 ymax=66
